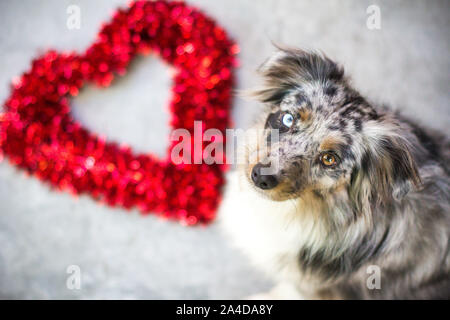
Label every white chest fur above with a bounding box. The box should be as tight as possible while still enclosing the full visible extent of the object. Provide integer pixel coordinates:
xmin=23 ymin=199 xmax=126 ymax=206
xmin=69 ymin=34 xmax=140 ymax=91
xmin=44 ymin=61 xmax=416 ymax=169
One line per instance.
xmin=219 ymin=170 xmax=326 ymax=285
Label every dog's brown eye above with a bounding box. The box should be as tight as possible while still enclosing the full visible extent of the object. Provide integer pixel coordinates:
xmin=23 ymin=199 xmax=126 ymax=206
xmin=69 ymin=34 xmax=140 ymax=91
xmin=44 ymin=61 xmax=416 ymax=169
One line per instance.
xmin=320 ymin=152 xmax=337 ymax=167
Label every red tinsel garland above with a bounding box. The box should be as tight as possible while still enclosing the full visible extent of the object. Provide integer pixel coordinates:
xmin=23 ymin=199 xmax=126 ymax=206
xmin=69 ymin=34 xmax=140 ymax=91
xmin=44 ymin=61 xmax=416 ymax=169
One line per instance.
xmin=0 ymin=0 xmax=238 ymax=225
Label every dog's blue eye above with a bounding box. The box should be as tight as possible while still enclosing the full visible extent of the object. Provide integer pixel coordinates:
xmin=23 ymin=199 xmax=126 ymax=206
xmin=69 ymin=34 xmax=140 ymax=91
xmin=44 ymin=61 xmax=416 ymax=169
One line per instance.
xmin=282 ymin=113 xmax=294 ymax=128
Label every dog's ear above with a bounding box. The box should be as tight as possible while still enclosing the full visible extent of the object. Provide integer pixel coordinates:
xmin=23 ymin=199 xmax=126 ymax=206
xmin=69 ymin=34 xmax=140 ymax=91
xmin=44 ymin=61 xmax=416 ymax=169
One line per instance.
xmin=350 ymin=119 xmax=422 ymax=211
xmin=252 ymin=47 xmax=344 ymax=104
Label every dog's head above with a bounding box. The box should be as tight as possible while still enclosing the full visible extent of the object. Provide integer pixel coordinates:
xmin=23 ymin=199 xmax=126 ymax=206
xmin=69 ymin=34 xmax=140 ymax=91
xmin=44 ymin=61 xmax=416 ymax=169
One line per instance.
xmin=245 ymin=48 xmax=421 ymax=210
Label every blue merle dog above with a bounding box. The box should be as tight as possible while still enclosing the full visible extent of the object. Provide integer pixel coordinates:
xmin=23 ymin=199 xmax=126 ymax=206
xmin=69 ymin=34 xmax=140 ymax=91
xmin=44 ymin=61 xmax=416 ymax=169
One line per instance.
xmin=220 ymin=48 xmax=450 ymax=299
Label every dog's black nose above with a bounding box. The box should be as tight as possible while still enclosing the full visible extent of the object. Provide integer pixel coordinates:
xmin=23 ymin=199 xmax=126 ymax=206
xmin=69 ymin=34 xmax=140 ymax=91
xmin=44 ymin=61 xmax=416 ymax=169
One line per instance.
xmin=251 ymin=163 xmax=279 ymax=190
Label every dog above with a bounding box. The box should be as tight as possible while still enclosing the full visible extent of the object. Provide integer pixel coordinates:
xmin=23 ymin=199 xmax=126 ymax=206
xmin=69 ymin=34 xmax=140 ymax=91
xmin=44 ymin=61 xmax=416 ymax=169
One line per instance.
xmin=219 ymin=48 xmax=450 ymax=299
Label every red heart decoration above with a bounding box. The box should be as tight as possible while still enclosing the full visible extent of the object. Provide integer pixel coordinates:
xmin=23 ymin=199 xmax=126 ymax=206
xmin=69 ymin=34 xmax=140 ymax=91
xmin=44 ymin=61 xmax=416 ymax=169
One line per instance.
xmin=0 ymin=0 xmax=237 ymax=225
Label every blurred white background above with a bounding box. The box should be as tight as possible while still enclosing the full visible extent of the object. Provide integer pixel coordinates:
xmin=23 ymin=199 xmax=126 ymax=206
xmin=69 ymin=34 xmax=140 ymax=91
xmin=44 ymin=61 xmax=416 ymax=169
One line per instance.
xmin=0 ymin=0 xmax=449 ymax=299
